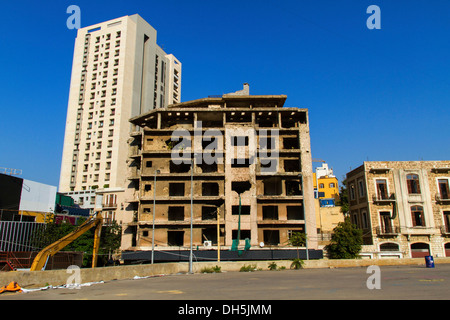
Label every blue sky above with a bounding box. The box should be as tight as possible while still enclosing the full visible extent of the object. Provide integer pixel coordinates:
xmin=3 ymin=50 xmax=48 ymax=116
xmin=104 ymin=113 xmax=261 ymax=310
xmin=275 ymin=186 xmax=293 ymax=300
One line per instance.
xmin=0 ymin=0 xmax=449 ymax=187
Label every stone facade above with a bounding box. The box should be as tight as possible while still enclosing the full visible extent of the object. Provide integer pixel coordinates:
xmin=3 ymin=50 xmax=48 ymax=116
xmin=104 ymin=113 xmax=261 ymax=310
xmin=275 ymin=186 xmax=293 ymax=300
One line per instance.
xmin=121 ymin=89 xmax=318 ymax=253
xmin=347 ymin=161 xmax=450 ymax=258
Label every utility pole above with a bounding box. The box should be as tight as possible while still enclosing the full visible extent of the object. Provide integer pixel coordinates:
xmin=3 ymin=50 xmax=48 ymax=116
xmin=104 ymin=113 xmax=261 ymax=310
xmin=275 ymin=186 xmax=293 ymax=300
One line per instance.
xmin=151 ymin=170 xmax=160 ymax=264
xmin=189 ymin=157 xmax=194 ymax=274
xmin=217 ymin=207 xmax=220 ymax=262
xmin=299 ymin=173 xmax=309 ymax=260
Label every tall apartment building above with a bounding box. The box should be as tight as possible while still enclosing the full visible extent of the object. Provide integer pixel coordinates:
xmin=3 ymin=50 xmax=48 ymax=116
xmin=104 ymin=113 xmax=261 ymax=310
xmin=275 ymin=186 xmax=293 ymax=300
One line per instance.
xmin=346 ymin=161 xmax=450 ymax=258
xmin=59 ymin=14 xmax=182 ymax=213
xmin=121 ymin=86 xmax=321 ymax=263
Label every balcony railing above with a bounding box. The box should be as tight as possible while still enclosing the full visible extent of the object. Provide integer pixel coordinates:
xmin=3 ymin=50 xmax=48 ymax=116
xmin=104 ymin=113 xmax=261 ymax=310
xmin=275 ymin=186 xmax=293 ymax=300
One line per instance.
xmin=103 ymin=202 xmax=117 ymax=209
xmin=436 ymin=193 xmax=450 ymax=203
xmin=372 ymin=193 xmax=396 ymax=203
xmin=440 ymin=226 xmax=450 ymax=235
xmin=376 ymin=226 xmax=400 ymax=236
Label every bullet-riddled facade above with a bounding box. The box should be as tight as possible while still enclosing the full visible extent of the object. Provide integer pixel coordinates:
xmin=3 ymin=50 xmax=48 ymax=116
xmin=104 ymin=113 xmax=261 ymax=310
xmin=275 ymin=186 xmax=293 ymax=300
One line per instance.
xmin=122 ymin=90 xmax=318 ymax=255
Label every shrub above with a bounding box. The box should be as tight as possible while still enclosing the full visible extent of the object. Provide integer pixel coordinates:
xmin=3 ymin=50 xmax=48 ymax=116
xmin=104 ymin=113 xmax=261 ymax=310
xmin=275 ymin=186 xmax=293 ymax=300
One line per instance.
xmin=268 ymin=262 xmax=278 ymax=271
xmin=200 ymin=265 xmax=222 ymax=273
xmin=240 ymin=264 xmax=257 ymax=272
xmin=290 ymin=258 xmax=304 ymax=270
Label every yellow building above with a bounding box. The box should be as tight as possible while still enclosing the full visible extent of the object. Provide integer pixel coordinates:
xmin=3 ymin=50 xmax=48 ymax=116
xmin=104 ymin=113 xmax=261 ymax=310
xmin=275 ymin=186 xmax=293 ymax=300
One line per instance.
xmin=313 ymin=173 xmax=340 ymax=201
xmin=315 ymin=199 xmax=344 ymax=245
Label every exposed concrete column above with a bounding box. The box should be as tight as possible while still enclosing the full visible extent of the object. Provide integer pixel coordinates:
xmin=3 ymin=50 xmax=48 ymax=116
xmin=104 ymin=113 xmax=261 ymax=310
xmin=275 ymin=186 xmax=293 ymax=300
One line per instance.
xmin=299 ymin=124 xmax=318 ymax=250
xmin=157 ymin=113 xmax=161 ymax=129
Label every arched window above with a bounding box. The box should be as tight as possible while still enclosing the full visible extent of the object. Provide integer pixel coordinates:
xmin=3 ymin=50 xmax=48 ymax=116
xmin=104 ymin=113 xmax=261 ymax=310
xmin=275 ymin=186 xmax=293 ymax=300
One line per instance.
xmin=445 ymin=243 xmax=450 ymax=257
xmin=411 ymin=242 xmax=430 ymax=258
xmin=411 ymin=206 xmax=425 ymax=227
xmin=406 ymin=174 xmax=421 ymax=194
xmin=380 ymin=243 xmax=399 ymax=252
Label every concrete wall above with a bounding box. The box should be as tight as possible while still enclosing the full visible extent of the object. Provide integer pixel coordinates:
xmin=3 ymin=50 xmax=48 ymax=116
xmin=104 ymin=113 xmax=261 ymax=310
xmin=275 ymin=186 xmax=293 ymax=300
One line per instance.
xmin=4 ymin=257 xmax=450 ymax=289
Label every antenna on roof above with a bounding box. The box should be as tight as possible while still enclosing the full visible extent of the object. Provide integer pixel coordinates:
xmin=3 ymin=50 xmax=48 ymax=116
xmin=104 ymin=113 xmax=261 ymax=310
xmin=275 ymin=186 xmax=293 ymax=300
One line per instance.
xmin=0 ymin=167 xmax=23 ymax=176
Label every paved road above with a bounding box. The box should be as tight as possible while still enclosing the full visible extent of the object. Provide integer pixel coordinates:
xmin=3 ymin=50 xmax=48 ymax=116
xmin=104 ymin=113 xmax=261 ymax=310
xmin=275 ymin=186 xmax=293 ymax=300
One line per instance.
xmin=1 ymin=264 xmax=450 ymax=301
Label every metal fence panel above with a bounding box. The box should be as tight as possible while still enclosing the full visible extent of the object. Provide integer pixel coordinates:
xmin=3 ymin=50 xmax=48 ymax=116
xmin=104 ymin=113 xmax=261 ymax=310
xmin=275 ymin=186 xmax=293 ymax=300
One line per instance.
xmin=0 ymin=221 xmax=46 ymax=252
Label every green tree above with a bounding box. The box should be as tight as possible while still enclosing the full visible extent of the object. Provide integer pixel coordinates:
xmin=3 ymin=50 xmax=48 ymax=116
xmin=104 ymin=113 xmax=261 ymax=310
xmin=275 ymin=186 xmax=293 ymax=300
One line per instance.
xmin=289 ymin=231 xmax=306 ymax=259
xmin=337 ymin=177 xmax=349 ymax=216
xmin=325 ymin=218 xmax=363 ymax=259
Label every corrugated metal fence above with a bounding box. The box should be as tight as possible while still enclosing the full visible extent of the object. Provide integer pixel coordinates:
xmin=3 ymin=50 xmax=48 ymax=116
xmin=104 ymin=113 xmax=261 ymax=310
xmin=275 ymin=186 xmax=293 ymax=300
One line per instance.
xmin=0 ymin=221 xmax=46 ymax=252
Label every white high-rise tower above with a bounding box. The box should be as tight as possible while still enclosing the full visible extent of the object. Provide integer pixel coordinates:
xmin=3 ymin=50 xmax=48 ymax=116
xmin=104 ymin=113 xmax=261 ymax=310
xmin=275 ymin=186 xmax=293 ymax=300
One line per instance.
xmin=59 ymin=14 xmax=181 ymax=194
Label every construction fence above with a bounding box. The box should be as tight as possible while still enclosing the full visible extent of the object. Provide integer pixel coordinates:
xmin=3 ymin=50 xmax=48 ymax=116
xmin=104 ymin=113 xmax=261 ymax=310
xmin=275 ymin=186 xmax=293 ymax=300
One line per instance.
xmin=0 ymin=221 xmax=84 ymax=271
xmin=0 ymin=221 xmax=46 ymax=252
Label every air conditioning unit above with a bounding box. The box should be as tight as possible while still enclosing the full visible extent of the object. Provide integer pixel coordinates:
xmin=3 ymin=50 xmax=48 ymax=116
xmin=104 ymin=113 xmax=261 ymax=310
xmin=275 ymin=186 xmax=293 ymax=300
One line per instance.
xmin=203 ymin=241 xmax=212 ymax=247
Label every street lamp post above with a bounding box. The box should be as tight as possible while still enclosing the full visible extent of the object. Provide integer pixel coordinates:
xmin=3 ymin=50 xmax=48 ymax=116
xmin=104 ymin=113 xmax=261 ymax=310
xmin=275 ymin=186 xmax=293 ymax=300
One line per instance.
xmin=151 ymin=169 xmax=160 ymax=264
xmin=189 ymin=157 xmax=194 ymax=274
xmin=217 ymin=207 xmax=220 ymax=262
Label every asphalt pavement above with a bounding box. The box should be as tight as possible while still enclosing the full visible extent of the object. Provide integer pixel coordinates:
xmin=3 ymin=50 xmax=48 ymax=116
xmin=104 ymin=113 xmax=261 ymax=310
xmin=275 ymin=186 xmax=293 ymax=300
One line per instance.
xmin=1 ymin=264 xmax=449 ymax=301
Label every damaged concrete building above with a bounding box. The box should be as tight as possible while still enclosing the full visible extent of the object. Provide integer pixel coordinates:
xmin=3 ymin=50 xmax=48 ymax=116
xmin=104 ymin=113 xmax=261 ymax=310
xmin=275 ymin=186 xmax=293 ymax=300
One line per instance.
xmin=121 ymin=86 xmax=321 ymax=262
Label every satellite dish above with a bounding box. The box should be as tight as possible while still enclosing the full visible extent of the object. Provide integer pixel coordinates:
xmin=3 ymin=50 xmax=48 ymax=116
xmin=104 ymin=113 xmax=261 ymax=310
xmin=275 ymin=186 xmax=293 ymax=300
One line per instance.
xmin=259 ymin=242 xmax=265 ymax=248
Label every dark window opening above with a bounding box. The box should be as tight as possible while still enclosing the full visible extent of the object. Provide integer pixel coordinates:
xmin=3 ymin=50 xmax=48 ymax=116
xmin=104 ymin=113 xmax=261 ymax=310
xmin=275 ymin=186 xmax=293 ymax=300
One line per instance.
xmin=231 ymin=158 xmax=251 ymax=168
xmin=283 ymin=137 xmax=299 ymax=149
xmin=380 ymin=243 xmax=399 ymax=252
xmin=286 ymin=180 xmax=302 ymax=196
xmin=376 ymin=179 xmax=389 ymax=200
xmin=226 ymin=113 xmax=251 ymax=123
xmin=439 ymin=179 xmax=450 ymax=199
xmin=232 ymin=229 xmax=251 ymax=240
xmin=232 ymin=181 xmax=251 ymax=194
xmin=257 ymin=119 xmax=276 ymax=128
xmin=201 ymin=206 xmax=217 ymax=220
xmin=406 ymin=174 xmax=421 ymax=194
xmin=263 ymin=206 xmax=278 ymax=220
xmin=287 ymin=205 xmax=304 ymax=220
xmin=169 ymin=183 xmax=185 ymax=196
xmin=444 ymin=211 xmax=450 ymax=233
xmin=170 ymin=161 xmax=191 ymax=173
xmin=202 ymin=227 xmax=217 ymax=244
xmin=380 ymin=212 xmax=392 ymax=233
xmin=284 ymin=160 xmax=300 ymax=172
xmin=232 ymin=205 xmax=251 ymax=215
xmin=168 ymin=206 xmax=184 ymax=221
xmin=202 ymin=183 xmax=219 ymax=196
xmin=411 ymin=206 xmax=425 ymax=227
xmin=263 ymin=178 xmax=282 ymax=196
xmin=263 ymin=230 xmax=280 ymax=245
xmin=167 ymin=231 xmax=184 ymax=246
xmin=197 ymin=163 xmax=218 ymax=173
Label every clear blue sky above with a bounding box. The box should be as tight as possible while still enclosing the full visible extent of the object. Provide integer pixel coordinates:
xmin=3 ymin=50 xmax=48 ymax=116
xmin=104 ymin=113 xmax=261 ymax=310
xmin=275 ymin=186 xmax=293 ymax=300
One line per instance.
xmin=1 ymin=0 xmax=449 ymax=188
